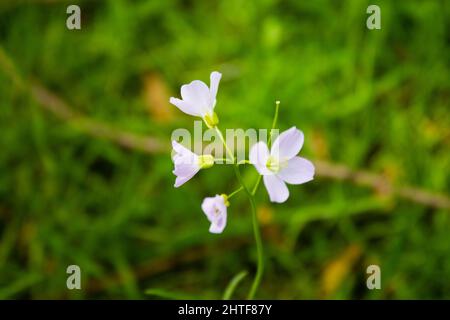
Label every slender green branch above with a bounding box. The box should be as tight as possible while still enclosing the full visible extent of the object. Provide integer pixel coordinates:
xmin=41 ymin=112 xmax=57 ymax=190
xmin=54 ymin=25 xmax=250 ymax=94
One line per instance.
xmin=215 ymin=127 xmax=235 ymax=162
xmin=227 ymin=186 xmax=243 ymax=199
xmin=268 ymin=100 xmax=280 ymax=147
xmin=251 ymin=176 xmax=262 ymax=196
xmin=214 ymin=125 xmax=264 ymax=299
xmin=233 ymin=166 xmax=264 ymax=299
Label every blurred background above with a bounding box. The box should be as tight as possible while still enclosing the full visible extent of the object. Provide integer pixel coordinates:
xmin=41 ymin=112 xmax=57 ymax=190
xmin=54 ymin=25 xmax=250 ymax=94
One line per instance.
xmin=0 ymin=0 xmax=449 ymax=299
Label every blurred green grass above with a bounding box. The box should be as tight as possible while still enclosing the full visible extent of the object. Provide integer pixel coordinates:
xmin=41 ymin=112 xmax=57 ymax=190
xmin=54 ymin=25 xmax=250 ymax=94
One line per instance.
xmin=0 ymin=0 xmax=449 ymax=299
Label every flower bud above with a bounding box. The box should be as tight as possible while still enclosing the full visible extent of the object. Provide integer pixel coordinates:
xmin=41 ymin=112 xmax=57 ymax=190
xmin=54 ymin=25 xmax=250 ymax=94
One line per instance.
xmin=204 ymin=112 xmax=219 ymax=128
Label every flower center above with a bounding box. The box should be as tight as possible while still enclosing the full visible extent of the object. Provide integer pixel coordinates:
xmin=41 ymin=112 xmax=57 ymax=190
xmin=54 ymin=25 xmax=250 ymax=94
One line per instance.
xmin=266 ymin=156 xmax=287 ymax=173
xmin=213 ymin=205 xmax=221 ymax=217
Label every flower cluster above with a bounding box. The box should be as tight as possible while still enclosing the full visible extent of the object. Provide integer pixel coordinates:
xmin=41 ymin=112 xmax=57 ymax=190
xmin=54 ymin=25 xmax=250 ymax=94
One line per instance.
xmin=170 ymin=71 xmax=314 ymax=234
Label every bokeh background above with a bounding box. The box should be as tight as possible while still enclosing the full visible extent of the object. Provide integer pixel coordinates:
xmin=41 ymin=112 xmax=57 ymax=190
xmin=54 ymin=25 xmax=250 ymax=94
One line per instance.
xmin=0 ymin=0 xmax=449 ymax=299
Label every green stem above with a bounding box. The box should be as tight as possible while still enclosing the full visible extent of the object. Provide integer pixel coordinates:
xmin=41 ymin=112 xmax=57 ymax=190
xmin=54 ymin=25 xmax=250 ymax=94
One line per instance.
xmin=227 ymin=186 xmax=243 ymax=199
xmin=268 ymin=100 xmax=280 ymax=146
xmin=251 ymin=175 xmax=262 ymax=196
xmin=233 ymin=166 xmax=264 ymax=300
xmin=215 ymin=126 xmax=264 ymax=299
xmin=215 ymin=127 xmax=234 ymax=162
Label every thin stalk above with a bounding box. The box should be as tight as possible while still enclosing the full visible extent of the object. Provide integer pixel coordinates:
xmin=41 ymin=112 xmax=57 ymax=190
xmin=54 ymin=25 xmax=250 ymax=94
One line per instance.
xmin=215 ymin=127 xmax=234 ymax=162
xmin=268 ymin=100 xmax=280 ymax=146
xmin=215 ymin=126 xmax=264 ymax=299
xmin=251 ymin=176 xmax=262 ymax=196
xmin=227 ymin=186 xmax=243 ymax=199
xmin=233 ymin=165 xmax=264 ymax=300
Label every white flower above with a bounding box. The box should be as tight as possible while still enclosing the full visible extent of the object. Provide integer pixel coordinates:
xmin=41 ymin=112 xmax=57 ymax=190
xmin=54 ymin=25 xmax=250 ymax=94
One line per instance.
xmin=169 ymin=71 xmax=222 ymax=127
xmin=249 ymin=126 xmax=315 ymax=203
xmin=172 ymin=141 xmax=214 ymax=188
xmin=201 ymin=195 xmax=228 ymax=234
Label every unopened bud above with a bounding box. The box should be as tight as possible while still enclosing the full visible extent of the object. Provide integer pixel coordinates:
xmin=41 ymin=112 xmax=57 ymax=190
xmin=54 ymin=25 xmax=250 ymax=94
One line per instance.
xmin=204 ymin=112 xmax=219 ymax=128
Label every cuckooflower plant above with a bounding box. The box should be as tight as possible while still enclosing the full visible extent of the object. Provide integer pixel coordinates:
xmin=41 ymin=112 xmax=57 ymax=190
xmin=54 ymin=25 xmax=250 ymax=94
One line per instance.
xmin=170 ymin=71 xmax=315 ymax=299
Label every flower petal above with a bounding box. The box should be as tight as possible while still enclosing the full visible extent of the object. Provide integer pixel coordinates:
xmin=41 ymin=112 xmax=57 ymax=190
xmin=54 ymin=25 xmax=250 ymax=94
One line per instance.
xmin=172 ymin=141 xmax=200 ymax=187
xmin=201 ymin=195 xmax=227 ymax=234
xmin=172 ymin=140 xmax=191 ymax=154
xmin=249 ymin=141 xmax=271 ymax=175
xmin=209 ymin=215 xmax=226 ymax=234
xmin=174 ymin=175 xmax=194 ymax=188
xmin=172 ymin=141 xmax=198 ymax=165
xmin=181 ymin=80 xmax=211 ymax=116
xmin=172 ymin=163 xmax=198 ymax=176
xmin=209 ymin=71 xmax=222 ymax=108
xmin=263 ymin=174 xmax=289 ymax=203
xmin=173 ymin=164 xmax=199 ymax=187
xmin=277 ymin=156 xmax=315 ymax=185
xmin=201 ymin=197 xmax=215 ymax=220
xmin=169 ymin=97 xmax=202 ymax=117
xmin=271 ymin=126 xmax=304 ymax=160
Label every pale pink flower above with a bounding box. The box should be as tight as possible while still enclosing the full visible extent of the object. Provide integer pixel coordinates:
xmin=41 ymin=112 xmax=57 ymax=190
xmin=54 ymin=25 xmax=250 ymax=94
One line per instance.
xmin=169 ymin=71 xmax=221 ymax=127
xmin=201 ymin=195 xmax=228 ymax=234
xmin=172 ymin=141 xmax=213 ymax=188
xmin=249 ymin=127 xmax=315 ymax=203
